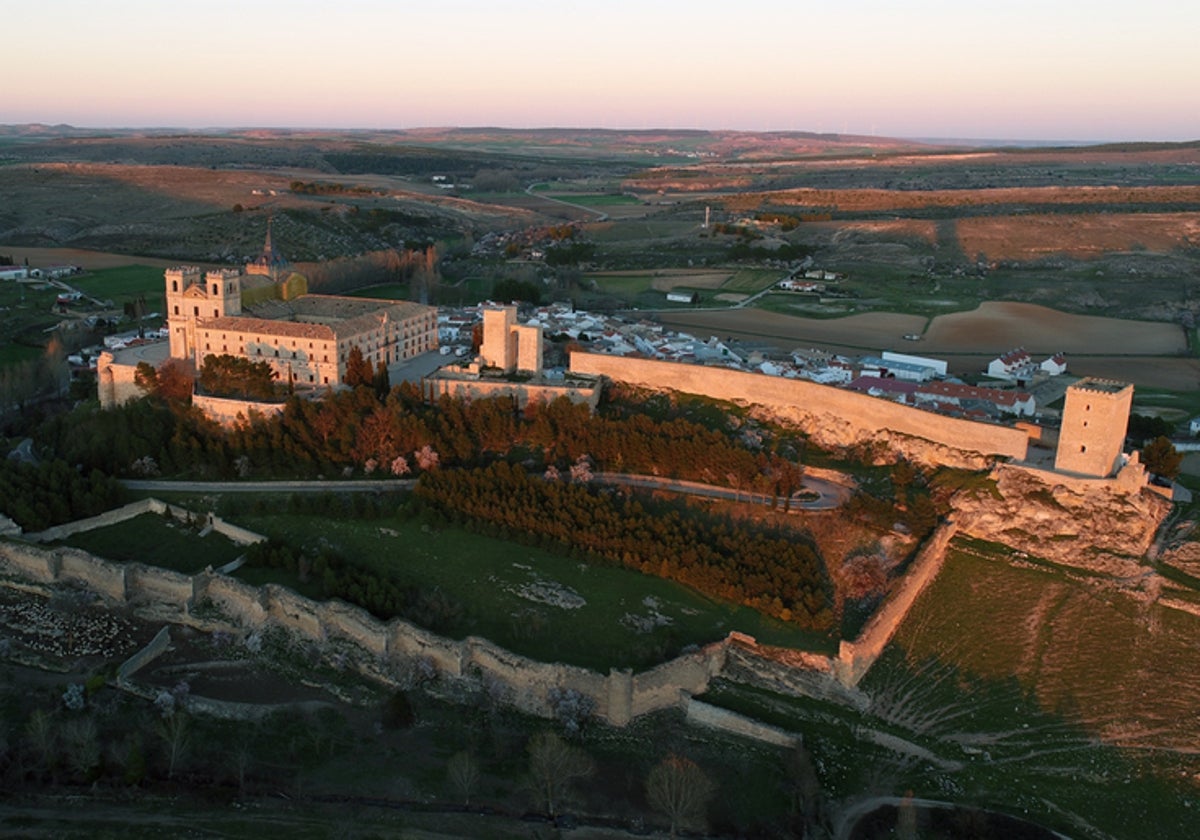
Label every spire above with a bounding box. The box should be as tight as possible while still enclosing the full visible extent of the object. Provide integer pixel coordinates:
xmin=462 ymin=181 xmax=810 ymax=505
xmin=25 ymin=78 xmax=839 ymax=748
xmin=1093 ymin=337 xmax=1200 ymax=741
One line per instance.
xmin=247 ymin=216 xmax=289 ymax=281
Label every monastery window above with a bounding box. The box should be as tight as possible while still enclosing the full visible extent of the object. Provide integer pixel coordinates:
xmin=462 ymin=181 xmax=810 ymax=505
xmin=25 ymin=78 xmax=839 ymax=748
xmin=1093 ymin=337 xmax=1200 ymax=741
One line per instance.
xmin=212 ymin=284 xmax=218 ymax=295
xmin=172 ymin=280 xmax=178 ymax=292
xmin=173 ymin=305 xmax=179 ymax=315
xmin=1080 ymin=445 xmax=1087 ymax=453
xmin=274 ymin=350 xmax=279 ymax=357
xmin=205 ymin=343 xmax=210 ymax=351
xmin=222 ymin=345 xmax=227 ymax=352
xmin=323 ymin=377 xmax=329 ymax=385
xmin=213 ymin=309 xmax=219 ymax=318
xmin=193 ymin=306 xmax=199 ymax=317
xmin=1085 ymin=404 xmax=1091 ymax=411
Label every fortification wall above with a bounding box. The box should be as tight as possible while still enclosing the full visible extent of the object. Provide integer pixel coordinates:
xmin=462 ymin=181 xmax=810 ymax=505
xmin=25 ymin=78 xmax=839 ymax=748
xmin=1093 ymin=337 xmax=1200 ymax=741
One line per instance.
xmin=320 ymin=600 xmax=388 ymax=658
xmin=96 ymin=351 xmax=143 ymax=409
xmin=0 ymin=541 xmax=60 ymax=583
xmin=126 ymin=564 xmax=193 ymax=615
xmin=197 ymin=574 xmax=267 ymax=626
xmin=570 ymin=353 xmax=1028 ymax=467
xmin=2 ymin=529 xmax=853 ymax=733
xmin=193 ymin=394 xmax=285 ymax=429
xmin=26 ymin=497 xmax=164 ymax=543
xmin=206 ymin=514 xmax=267 ymax=546
xmin=629 ymin=644 xmax=726 ymax=718
xmin=683 ymin=694 xmax=800 ymax=748
xmin=424 ymin=376 xmax=601 ymax=411
xmin=58 ymin=548 xmax=128 ymax=602
xmin=835 ymin=521 xmax=958 ymax=686
xmin=386 ymin=618 xmax=463 ymax=677
xmin=118 ymin=626 xmax=172 ymax=682
xmin=263 ymin=585 xmax=324 ymax=641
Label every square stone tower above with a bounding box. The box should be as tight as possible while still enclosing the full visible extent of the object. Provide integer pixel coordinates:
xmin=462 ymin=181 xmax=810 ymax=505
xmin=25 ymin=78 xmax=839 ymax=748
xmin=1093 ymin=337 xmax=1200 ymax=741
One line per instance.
xmin=1054 ymin=378 xmax=1133 ymax=477
xmin=480 ymin=305 xmax=543 ymax=375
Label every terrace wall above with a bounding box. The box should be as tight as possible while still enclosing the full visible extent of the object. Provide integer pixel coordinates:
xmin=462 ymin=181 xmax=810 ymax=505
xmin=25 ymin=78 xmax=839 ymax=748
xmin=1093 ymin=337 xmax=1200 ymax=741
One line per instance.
xmin=570 ymin=352 xmax=1029 ymax=468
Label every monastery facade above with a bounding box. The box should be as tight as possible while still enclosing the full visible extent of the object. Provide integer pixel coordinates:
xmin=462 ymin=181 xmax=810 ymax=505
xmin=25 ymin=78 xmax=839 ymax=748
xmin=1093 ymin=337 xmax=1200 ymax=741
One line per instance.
xmin=165 ymin=265 xmax=437 ymax=387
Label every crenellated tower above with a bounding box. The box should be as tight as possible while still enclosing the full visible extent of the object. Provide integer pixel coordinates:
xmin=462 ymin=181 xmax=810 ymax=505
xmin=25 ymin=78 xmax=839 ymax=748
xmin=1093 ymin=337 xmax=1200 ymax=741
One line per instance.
xmin=1054 ymin=377 xmax=1133 ymax=477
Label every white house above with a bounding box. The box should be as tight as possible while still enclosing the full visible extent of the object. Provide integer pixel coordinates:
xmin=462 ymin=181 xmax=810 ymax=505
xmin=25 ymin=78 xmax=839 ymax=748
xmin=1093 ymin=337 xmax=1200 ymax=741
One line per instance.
xmin=1040 ymin=353 xmax=1067 ymax=376
xmin=987 ymin=347 xmax=1036 ymax=380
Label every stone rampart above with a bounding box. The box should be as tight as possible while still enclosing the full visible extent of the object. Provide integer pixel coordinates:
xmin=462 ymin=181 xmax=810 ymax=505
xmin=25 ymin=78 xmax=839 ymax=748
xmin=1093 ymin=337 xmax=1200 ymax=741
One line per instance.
xmin=683 ymin=694 xmax=800 ymax=748
xmin=424 ymin=375 xmax=602 ymax=412
xmin=206 ymin=514 xmax=267 ymax=546
xmin=118 ymin=626 xmax=172 ymax=682
xmin=570 ymin=352 xmax=1029 ymax=468
xmin=386 ymin=618 xmax=464 ymax=677
xmin=320 ymin=600 xmax=389 ymax=658
xmin=126 ymin=564 xmax=194 ymax=615
xmin=723 ymin=640 xmax=868 ymax=710
xmin=263 ymin=584 xmax=324 ymax=642
xmin=193 ymin=394 xmax=285 ymax=428
xmin=629 ymin=643 xmax=727 ymax=718
xmin=835 ymin=521 xmax=958 ymax=686
xmin=26 ymin=497 xmax=164 ymax=543
xmin=196 ymin=573 xmax=267 ymax=626
xmin=1 ymin=527 xmax=854 ymax=730
xmin=58 ymin=548 xmax=128 ymax=602
xmin=0 ymin=542 xmax=60 ymax=584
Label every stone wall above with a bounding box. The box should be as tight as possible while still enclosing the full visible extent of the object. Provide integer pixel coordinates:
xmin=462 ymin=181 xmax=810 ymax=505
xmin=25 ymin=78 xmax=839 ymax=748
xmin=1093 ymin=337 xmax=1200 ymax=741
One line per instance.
xmin=682 ymin=694 xmax=800 ymax=748
xmin=424 ymin=375 xmax=601 ymax=412
xmin=96 ymin=350 xmax=143 ymax=409
xmin=835 ymin=521 xmax=959 ymax=687
xmin=570 ymin=352 xmax=1030 ymax=468
xmin=26 ymin=497 xmax=165 ymax=543
xmin=193 ymin=394 xmax=285 ymax=429
xmin=0 ymin=539 xmax=740 ymax=728
xmin=118 ymin=626 xmax=172 ymax=682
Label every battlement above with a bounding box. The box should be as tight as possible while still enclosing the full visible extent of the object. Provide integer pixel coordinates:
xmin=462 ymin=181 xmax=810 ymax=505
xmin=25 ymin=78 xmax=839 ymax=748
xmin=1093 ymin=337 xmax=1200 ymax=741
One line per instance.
xmin=1068 ymin=377 xmax=1132 ymax=397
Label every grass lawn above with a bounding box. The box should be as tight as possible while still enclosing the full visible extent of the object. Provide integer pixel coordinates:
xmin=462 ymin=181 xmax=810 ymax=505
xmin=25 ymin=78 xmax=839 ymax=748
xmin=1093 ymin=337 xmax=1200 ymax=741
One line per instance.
xmin=72 ymin=265 xmax=164 ymax=306
xmin=720 ymin=268 xmax=781 ymax=295
xmin=588 ymin=272 xmax=655 ymax=296
xmin=57 ymin=512 xmax=247 ymax=574
xmin=232 ymin=508 xmax=835 ymax=671
xmin=552 ymin=193 xmax=641 ymax=208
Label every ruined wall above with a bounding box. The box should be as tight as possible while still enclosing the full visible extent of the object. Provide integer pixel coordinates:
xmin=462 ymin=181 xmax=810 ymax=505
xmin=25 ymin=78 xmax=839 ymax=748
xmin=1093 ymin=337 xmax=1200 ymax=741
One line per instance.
xmin=206 ymin=514 xmax=267 ymax=546
xmin=0 ymin=532 xmax=839 ymax=732
xmin=629 ymin=643 xmax=727 ymax=718
xmin=424 ymin=376 xmax=601 ymax=411
xmin=96 ymin=350 xmax=143 ymax=409
xmin=192 ymin=394 xmax=285 ymax=429
xmin=26 ymin=497 xmax=165 ymax=543
xmin=570 ymin=352 xmax=1029 ymax=468
xmin=835 ymin=522 xmax=959 ymax=686
xmin=682 ymin=694 xmax=800 ymax=748
xmin=118 ymin=626 xmax=172 ymax=682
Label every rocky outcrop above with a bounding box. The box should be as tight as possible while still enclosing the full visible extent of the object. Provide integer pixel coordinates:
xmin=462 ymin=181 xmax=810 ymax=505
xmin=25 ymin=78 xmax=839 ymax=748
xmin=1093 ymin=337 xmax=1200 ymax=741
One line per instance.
xmin=953 ymin=464 xmax=1171 ymax=576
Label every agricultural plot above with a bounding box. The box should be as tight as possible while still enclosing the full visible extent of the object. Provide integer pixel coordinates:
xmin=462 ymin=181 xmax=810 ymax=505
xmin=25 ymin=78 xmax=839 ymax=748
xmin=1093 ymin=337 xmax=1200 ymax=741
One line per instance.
xmin=71 ymin=264 xmax=165 ymax=308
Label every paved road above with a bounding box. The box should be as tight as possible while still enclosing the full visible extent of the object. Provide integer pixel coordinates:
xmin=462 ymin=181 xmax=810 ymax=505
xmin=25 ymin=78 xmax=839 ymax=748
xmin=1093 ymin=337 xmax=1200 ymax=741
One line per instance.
xmin=123 ymin=470 xmax=852 ymax=510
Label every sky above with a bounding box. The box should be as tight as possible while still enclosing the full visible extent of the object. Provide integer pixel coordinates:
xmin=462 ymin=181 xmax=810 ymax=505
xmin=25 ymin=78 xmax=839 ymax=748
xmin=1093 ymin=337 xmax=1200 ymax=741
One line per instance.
xmin=5 ymin=0 xmax=1199 ymax=143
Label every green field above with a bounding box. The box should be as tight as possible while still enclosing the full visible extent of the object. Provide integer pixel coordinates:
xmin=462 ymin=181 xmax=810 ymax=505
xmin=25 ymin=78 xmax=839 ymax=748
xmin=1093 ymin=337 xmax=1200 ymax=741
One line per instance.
xmin=58 ymin=512 xmax=247 ymax=574
xmin=553 ymin=193 xmax=642 ymax=208
xmin=719 ymin=268 xmax=780 ymax=295
xmin=230 ymin=506 xmax=833 ymax=671
xmin=72 ymin=265 xmax=164 ymax=307
xmin=692 ymin=539 xmax=1200 ymax=839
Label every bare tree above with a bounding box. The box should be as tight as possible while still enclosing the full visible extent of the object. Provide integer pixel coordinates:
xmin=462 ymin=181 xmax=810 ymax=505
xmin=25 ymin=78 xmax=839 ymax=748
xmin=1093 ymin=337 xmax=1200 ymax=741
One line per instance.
xmin=446 ymin=749 xmax=481 ymax=805
xmin=156 ymin=712 xmax=190 ymax=780
xmin=646 ymin=753 xmax=715 ymax=839
xmin=526 ymin=730 xmax=594 ymax=817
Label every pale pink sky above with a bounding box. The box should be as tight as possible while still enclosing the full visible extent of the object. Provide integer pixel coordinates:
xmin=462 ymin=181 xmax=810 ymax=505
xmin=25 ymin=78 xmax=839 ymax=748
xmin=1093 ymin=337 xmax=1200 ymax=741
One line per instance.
xmin=6 ymin=0 xmax=1198 ymax=141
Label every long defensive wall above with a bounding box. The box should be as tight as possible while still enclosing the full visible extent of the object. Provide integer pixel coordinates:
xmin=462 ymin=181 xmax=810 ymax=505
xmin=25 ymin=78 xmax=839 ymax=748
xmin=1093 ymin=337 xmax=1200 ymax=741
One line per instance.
xmin=569 ymin=352 xmax=1030 ymax=467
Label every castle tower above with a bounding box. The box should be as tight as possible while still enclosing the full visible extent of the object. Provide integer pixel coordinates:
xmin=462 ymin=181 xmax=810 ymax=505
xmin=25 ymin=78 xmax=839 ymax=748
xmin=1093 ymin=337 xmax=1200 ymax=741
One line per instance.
xmin=479 ymin=304 xmax=543 ymax=375
xmin=1054 ymin=378 xmax=1133 ymax=477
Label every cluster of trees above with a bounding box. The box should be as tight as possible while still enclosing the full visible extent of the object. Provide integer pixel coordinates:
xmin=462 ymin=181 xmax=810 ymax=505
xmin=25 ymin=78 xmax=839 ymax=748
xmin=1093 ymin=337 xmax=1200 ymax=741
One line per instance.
xmin=416 ymin=461 xmax=834 ymax=629
xmin=544 ymin=242 xmax=596 ymax=266
xmin=196 ymin=355 xmax=278 ymax=401
xmin=0 ymin=458 xmax=125 ymax=532
xmin=301 ymin=246 xmax=439 ymax=297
